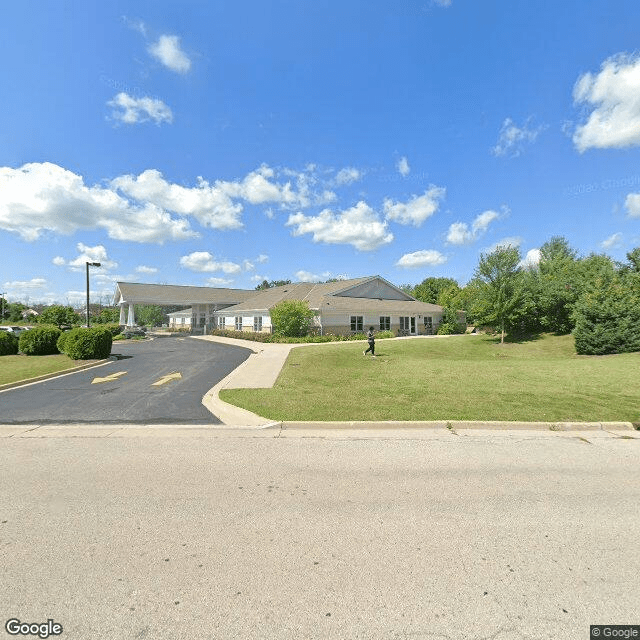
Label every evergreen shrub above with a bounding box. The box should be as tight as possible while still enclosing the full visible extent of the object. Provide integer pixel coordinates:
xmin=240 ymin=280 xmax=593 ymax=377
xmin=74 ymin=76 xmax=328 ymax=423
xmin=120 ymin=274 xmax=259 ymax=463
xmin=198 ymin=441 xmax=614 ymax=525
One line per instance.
xmin=18 ymin=326 xmax=62 ymax=355
xmin=573 ymin=274 xmax=640 ymax=355
xmin=61 ymin=327 xmax=113 ymax=360
xmin=0 ymin=331 xmax=19 ymax=355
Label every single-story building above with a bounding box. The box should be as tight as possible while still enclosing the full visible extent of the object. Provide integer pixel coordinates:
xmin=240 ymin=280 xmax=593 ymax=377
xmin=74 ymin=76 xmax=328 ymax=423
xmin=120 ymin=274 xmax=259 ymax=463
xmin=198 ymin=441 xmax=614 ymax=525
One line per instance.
xmin=114 ymin=276 xmax=458 ymax=336
xmin=167 ymin=309 xmax=193 ymax=329
xmin=212 ymin=276 xmax=449 ymax=336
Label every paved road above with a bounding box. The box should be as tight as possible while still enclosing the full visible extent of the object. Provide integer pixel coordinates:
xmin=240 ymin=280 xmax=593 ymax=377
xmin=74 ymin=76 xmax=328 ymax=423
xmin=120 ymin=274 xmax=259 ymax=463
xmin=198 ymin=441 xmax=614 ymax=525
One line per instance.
xmin=1 ymin=429 xmax=638 ymax=640
xmin=0 ymin=336 xmax=251 ymax=424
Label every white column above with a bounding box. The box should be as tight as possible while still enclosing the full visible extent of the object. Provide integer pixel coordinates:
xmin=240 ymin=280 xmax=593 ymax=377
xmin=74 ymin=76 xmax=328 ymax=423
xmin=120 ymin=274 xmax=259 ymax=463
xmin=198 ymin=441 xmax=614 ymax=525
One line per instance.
xmin=127 ymin=303 xmax=135 ymax=327
xmin=119 ymin=303 xmax=126 ymax=325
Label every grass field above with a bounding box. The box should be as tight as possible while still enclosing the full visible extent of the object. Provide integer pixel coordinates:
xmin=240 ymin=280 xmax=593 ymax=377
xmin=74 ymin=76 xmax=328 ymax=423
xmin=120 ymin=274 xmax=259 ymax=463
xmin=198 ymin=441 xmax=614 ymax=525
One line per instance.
xmin=220 ymin=334 xmax=640 ymax=422
xmin=0 ymin=354 xmax=89 ymax=386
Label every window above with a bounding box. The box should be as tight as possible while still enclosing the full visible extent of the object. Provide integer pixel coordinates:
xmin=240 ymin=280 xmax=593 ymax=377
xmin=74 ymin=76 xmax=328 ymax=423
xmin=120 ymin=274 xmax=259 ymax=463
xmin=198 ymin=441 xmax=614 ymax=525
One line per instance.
xmin=424 ymin=316 xmax=433 ymax=334
xmin=219 ymin=317 xmax=226 ymax=329
xmin=235 ymin=316 xmax=243 ymax=331
xmin=350 ymin=316 xmax=363 ymax=332
xmin=379 ymin=316 xmax=390 ymax=331
xmin=253 ymin=316 xmax=263 ymax=332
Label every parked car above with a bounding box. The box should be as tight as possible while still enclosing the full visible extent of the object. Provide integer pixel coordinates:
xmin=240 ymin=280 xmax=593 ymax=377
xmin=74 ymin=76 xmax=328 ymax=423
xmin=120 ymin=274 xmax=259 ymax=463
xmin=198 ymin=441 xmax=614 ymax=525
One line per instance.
xmin=0 ymin=326 xmax=29 ymax=336
xmin=122 ymin=327 xmax=146 ymax=338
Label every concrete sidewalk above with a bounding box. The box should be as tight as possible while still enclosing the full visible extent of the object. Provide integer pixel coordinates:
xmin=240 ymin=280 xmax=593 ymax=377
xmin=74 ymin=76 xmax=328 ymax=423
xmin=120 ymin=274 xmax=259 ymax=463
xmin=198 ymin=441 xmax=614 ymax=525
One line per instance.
xmin=193 ymin=334 xmax=319 ymax=426
xmin=191 ymin=335 xmax=638 ymax=432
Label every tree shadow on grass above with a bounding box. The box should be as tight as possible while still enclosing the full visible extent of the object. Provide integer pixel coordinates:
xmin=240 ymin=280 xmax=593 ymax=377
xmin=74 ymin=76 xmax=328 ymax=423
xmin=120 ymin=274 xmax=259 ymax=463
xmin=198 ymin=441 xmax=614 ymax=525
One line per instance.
xmin=489 ymin=332 xmax=544 ymax=345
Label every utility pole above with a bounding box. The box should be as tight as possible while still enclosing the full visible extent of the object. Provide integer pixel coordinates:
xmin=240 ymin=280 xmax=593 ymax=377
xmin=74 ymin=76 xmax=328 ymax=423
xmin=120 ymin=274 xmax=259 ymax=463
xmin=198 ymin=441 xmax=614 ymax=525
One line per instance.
xmin=1 ymin=292 xmax=6 ymax=321
xmin=85 ymin=262 xmax=101 ymax=327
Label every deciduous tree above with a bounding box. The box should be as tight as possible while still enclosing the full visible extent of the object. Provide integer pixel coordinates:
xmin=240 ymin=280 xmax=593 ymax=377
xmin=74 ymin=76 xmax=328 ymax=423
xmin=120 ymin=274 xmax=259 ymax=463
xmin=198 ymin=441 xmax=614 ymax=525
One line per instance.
xmin=473 ymin=245 xmax=522 ymax=344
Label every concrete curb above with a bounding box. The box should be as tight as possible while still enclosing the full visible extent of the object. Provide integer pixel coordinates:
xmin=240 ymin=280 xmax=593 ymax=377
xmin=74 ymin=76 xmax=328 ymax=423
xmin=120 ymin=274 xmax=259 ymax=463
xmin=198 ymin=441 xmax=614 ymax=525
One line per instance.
xmin=0 ymin=358 xmax=112 ymax=392
xmin=0 ymin=422 xmax=637 ymax=439
xmin=280 ymin=420 xmax=637 ymax=431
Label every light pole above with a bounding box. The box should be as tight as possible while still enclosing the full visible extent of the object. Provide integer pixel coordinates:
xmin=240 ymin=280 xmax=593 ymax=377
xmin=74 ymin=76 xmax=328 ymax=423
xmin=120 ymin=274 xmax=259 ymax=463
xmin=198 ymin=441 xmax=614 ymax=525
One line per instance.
xmin=1 ymin=292 xmax=6 ymax=321
xmin=85 ymin=262 xmax=101 ymax=327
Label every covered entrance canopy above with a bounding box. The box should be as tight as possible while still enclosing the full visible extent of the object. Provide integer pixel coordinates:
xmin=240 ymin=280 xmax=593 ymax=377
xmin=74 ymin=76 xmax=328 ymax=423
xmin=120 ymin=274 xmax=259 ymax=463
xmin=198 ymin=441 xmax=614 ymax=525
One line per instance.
xmin=112 ymin=282 xmax=255 ymax=327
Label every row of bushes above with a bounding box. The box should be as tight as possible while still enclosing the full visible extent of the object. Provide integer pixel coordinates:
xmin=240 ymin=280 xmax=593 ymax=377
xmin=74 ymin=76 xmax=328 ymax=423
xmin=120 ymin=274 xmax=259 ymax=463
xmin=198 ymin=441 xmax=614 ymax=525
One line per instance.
xmin=1 ymin=325 xmax=118 ymax=359
xmin=206 ymin=329 xmax=396 ymax=344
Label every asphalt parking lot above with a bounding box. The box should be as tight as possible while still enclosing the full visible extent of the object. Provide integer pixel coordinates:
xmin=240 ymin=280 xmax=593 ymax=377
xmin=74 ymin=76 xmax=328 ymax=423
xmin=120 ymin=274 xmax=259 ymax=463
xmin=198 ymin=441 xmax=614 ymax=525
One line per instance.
xmin=0 ymin=336 xmax=251 ymax=424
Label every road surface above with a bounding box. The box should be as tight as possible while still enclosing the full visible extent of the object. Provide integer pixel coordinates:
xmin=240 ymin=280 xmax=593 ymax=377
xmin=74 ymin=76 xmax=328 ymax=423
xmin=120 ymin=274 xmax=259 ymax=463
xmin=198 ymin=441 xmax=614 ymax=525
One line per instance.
xmin=1 ymin=428 xmax=638 ymax=639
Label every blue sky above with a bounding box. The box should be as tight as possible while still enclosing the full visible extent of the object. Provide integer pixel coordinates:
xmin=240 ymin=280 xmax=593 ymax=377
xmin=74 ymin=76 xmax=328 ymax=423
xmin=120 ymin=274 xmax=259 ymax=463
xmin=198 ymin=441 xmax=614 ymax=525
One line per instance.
xmin=1 ymin=0 xmax=640 ymax=306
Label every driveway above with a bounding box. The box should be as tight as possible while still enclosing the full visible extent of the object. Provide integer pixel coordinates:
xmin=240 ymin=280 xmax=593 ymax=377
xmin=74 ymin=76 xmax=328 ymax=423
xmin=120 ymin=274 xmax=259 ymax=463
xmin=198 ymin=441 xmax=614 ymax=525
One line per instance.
xmin=0 ymin=335 xmax=251 ymax=424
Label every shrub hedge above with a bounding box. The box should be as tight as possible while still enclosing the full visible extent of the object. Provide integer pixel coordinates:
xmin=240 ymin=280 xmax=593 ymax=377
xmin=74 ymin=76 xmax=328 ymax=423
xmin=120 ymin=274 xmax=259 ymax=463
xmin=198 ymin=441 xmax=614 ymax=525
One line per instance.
xmin=56 ymin=331 xmax=70 ymax=354
xmin=59 ymin=327 xmax=113 ymax=360
xmin=18 ymin=326 xmax=62 ymax=355
xmin=206 ymin=329 xmax=396 ymax=343
xmin=0 ymin=331 xmax=19 ymax=355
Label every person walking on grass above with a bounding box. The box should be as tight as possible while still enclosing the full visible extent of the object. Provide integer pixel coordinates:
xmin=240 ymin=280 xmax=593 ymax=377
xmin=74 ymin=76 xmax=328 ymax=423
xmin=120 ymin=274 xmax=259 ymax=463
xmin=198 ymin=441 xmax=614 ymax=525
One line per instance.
xmin=364 ymin=326 xmax=376 ymax=357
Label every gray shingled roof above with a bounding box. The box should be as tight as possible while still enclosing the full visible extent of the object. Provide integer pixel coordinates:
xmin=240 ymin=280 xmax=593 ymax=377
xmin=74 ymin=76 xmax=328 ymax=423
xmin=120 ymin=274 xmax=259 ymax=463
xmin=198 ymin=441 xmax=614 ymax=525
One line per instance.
xmin=113 ymin=282 xmax=255 ymax=306
xmin=217 ymin=277 xmax=372 ymax=312
xmin=218 ymin=276 xmax=443 ymax=314
xmin=113 ymin=276 xmax=444 ymax=315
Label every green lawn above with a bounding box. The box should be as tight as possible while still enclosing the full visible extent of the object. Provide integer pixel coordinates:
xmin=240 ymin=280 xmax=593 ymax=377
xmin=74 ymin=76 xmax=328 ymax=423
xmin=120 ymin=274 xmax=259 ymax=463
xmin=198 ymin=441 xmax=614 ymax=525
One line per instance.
xmin=220 ymin=334 xmax=640 ymax=422
xmin=0 ymin=354 xmax=88 ymax=386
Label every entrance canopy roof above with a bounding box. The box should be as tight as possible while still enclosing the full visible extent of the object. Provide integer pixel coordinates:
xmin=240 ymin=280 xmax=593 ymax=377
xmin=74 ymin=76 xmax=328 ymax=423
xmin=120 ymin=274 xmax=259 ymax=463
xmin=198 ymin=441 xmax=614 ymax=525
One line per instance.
xmin=113 ymin=282 xmax=255 ymax=308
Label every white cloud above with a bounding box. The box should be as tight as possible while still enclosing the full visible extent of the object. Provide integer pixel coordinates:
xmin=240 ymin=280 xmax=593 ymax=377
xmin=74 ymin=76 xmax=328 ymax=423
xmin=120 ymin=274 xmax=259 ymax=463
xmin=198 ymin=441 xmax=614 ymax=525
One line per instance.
xmin=295 ymin=270 xmax=324 ymax=282
xmin=335 ymin=167 xmax=362 ymax=186
xmin=483 ymin=237 xmax=523 ymax=254
xmin=93 ymin=273 xmax=121 ymax=286
xmin=397 ymin=156 xmax=410 ymax=176
xmin=573 ymin=54 xmax=640 ymax=152
xmin=601 ymin=232 xmax=623 ymax=250
xmin=0 ymin=162 xmax=348 ymax=245
xmin=286 ymin=201 xmax=393 ymax=251
xmin=4 ymin=278 xmax=47 ymax=290
xmin=492 ymin=117 xmax=545 ymax=157
xmin=432 ymin=0 xmax=452 ymax=6
xmin=383 ymin=186 xmax=446 ymax=226
xmin=112 ymin=169 xmax=243 ymax=230
xmin=0 ymin=162 xmax=197 ymax=243
xmin=136 ymin=265 xmax=158 ymax=274
xmin=108 ymin=92 xmax=173 ymax=125
xmin=395 ymin=250 xmax=447 ymax=269
xmin=64 ymin=243 xmax=118 ymax=271
xmin=256 ymin=254 xmax=269 ymax=263
xmin=148 ymin=34 xmax=191 ymax=74
xmin=206 ymin=277 xmax=234 ymax=287
xmin=519 ymin=248 xmax=541 ymax=270
xmin=179 ymin=251 xmax=242 ymax=274
xmin=446 ymin=222 xmax=474 ymax=246
xmin=52 ymin=256 xmax=66 ymax=266
xmin=122 ymin=17 xmax=147 ymax=37
xmin=624 ymin=193 xmax=640 ymax=218
xmin=446 ymin=209 xmax=500 ymax=245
